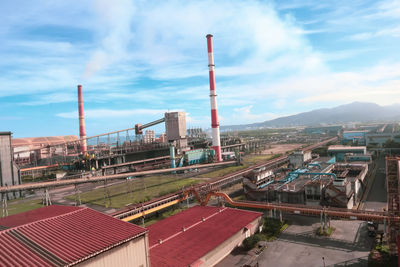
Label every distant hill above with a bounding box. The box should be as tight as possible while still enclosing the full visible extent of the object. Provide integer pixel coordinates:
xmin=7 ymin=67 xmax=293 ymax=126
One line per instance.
xmin=221 ymin=102 xmax=400 ymax=131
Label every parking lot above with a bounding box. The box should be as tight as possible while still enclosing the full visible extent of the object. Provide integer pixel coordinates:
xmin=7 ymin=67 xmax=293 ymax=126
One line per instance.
xmin=218 ymin=215 xmax=373 ymax=267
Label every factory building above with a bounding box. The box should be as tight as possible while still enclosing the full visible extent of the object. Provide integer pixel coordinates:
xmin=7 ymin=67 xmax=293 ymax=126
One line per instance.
xmin=386 ymin=157 xmax=400 ymax=253
xmin=366 ymin=132 xmax=400 ymax=147
xmin=0 ymin=132 xmax=21 ymax=199
xmin=327 ymin=145 xmax=367 ymax=162
xmin=244 ymin=158 xmax=368 ymax=209
xmin=0 ymin=205 xmax=150 ymax=267
xmin=12 ymin=135 xmax=79 ymax=165
xmin=288 ymin=150 xmax=312 ymax=169
xmin=342 ymin=130 xmax=368 ymax=145
xmin=165 ymin=111 xmax=187 ymax=151
xmin=147 ymin=205 xmax=262 ymax=267
xmin=304 ymin=125 xmax=342 ymax=135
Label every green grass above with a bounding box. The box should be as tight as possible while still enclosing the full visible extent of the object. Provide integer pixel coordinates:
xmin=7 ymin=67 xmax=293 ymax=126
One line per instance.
xmin=2 ymin=198 xmax=44 ymax=217
xmin=65 ymin=175 xmax=201 ymax=208
xmin=197 ymin=154 xmax=279 ymax=178
xmin=242 ymin=154 xmax=278 ymax=165
xmin=263 ymin=218 xmax=289 ymax=241
xmin=232 ymin=194 xmax=247 ymax=201
xmin=316 ymin=226 xmax=335 ymax=236
xmin=197 ymin=165 xmax=247 ymax=178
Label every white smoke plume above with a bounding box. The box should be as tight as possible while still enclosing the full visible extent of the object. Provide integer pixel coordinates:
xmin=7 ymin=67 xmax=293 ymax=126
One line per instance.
xmin=83 ymin=0 xmax=135 ymax=79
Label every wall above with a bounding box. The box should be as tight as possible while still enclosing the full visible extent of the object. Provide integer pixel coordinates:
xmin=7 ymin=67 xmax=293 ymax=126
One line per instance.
xmin=0 ymin=132 xmax=20 ymax=199
xmin=289 ymin=153 xmax=304 ymax=168
xmin=79 ymin=234 xmax=149 ymax=267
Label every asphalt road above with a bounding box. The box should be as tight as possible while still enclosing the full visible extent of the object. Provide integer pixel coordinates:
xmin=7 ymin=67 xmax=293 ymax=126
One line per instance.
xmin=217 ymin=214 xmax=373 ymax=267
xmin=363 ymin=155 xmax=386 ymax=212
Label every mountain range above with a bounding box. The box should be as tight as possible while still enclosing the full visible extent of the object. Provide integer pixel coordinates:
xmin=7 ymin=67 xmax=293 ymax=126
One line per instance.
xmin=221 ymin=102 xmax=400 ymax=131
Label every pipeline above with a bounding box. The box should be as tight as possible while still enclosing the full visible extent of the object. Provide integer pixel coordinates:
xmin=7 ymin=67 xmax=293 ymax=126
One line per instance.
xmin=0 ymin=161 xmax=237 ymax=193
xmin=201 ymin=191 xmax=400 ymax=223
xmin=289 ymin=172 xmax=337 ymax=180
xmin=113 ymin=137 xmax=335 ymax=219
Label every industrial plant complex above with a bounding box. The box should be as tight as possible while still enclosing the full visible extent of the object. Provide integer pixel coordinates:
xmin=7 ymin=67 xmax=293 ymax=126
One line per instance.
xmin=1 ymin=33 xmax=400 ymax=267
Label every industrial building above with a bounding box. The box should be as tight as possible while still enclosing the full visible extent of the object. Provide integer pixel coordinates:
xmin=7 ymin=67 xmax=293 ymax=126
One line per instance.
xmin=147 ymin=205 xmax=262 ymax=267
xmin=342 ymin=130 xmax=368 ymax=145
xmin=304 ymin=125 xmax=342 ymax=135
xmin=363 ymin=123 xmax=400 ymax=147
xmin=0 ymin=132 xmax=21 ymax=199
xmin=12 ymin=135 xmax=79 ymax=165
xmin=0 ymin=205 xmax=150 ymax=266
xmin=244 ymin=157 xmax=368 ymax=209
xmin=327 ymin=145 xmax=367 ymax=161
xmin=386 ymin=157 xmax=400 ymax=253
xmin=288 ymin=150 xmax=312 ymax=169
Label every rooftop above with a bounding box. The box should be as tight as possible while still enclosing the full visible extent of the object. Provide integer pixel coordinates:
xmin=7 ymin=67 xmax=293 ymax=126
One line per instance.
xmin=328 ymin=145 xmax=366 ymax=151
xmin=0 ymin=205 xmax=147 ymax=266
xmin=148 ymin=205 xmax=262 ymax=267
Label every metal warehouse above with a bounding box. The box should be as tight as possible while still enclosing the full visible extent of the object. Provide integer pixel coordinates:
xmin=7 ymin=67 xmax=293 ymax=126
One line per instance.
xmin=0 ymin=205 xmax=150 ymax=267
xmin=147 ymin=205 xmax=262 ymax=267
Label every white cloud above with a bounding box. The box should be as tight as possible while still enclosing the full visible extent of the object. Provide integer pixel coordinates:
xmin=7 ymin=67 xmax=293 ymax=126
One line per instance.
xmin=57 ymin=108 xmax=168 ymax=119
xmin=2 ymin=0 xmax=400 ymax=131
xmin=83 ymin=0 xmax=135 ymax=79
xmin=350 ymin=26 xmax=400 ymax=40
xmin=225 ymin=105 xmax=289 ymax=125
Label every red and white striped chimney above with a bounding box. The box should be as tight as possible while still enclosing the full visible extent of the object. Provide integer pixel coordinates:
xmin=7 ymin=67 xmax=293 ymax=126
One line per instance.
xmin=206 ymin=34 xmax=222 ymax=162
xmin=77 ymin=85 xmax=87 ymax=154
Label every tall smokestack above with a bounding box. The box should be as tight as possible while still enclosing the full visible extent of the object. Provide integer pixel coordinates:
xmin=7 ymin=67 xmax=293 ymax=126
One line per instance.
xmin=206 ymin=34 xmax=222 ymax=162
xmin=77 ymin=85 xmax=87 ymax=154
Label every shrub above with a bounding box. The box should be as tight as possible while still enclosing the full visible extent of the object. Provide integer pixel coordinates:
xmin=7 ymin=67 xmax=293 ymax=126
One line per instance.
xmin=242 ymin=235 xmax=261 ymax=251
xmin=263 ymin=218 xmax=284 ymax=237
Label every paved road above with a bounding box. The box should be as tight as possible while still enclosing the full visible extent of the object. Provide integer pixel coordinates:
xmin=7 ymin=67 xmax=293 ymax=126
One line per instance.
xmin=363 ymin=155 xmax=386 ymax=212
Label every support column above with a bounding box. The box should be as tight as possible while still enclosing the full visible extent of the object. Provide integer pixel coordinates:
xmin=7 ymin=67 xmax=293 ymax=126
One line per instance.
xmin=320 ymin=211 xmax=323 ymax=231
xmin=43 ymin=188 xmax=52 ymax=206
xmin=74 ymin=184 xmax=81 ymax=206
xmin=1 ymin=193 xmax=8 ymax=218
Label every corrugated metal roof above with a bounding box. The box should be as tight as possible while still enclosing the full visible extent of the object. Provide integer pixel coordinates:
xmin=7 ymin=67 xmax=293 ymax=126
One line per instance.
xmin=0 ymin=231 xmax=54 ymax=267
xmin=0 ymin=205 xmax=147 ymax=266
xmin=0 ymin=205 xmax=80 ymax=228
xmin=148 ymin=206 xmax=262 ymax=267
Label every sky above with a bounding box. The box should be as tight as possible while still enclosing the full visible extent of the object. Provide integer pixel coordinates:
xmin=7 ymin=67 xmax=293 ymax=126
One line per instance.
xmin=1 ymin=0 xmax=400 ymax=138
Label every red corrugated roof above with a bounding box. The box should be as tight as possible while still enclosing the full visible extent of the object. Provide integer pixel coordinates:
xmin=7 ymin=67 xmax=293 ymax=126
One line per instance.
xmin=0 ymin=205 xmax=147 ymax=266
xmin=0 ymin=205 xmax=80 ymax=228
xmin=148 ymin=206 xmax=262 ymax=267
xmin=0 ymin=232 xmax=53 ymax=267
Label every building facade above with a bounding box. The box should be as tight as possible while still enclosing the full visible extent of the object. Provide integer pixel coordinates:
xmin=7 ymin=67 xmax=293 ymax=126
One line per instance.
xmin=0 ymin=132 xmax=21 ymax=199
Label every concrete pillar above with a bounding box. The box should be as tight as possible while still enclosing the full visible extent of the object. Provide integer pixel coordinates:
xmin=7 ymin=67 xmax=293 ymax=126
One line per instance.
xmin=320 ymin=211 xmax=323 ymax=231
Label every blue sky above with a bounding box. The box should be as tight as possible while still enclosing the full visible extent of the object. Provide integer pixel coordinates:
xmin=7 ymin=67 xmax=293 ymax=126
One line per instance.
xmin=1 ymin=0 xmax=400 ymax=137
